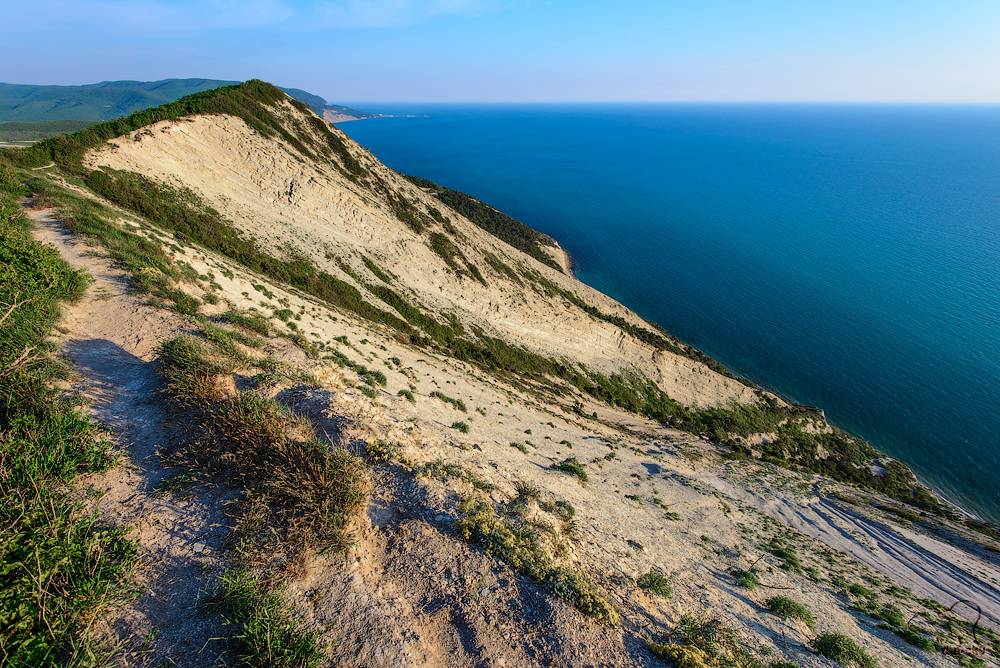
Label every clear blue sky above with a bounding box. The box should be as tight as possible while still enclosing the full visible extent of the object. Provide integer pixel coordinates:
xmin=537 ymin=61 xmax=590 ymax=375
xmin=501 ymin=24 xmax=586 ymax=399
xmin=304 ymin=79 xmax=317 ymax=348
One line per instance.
xmin=3 ymin=1 xmax=998 ymax=103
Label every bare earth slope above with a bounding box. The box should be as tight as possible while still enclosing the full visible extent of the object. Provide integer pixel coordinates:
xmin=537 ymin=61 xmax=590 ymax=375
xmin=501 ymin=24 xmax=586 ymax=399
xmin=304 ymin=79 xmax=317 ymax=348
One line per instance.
xmin=85 ymin=105 xmax=755 ymax=409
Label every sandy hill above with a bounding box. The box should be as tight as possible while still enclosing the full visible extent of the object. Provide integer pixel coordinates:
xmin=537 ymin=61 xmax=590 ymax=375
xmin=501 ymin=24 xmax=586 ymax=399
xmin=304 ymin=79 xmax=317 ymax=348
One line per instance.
xmin=1 ymin=80 xmax=998 ymax=667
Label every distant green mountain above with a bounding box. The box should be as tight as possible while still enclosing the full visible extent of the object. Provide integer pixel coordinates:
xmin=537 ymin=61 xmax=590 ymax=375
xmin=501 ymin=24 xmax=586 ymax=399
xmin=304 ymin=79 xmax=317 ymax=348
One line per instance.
xmin=0 ymin=78 xmax=369 ymax=123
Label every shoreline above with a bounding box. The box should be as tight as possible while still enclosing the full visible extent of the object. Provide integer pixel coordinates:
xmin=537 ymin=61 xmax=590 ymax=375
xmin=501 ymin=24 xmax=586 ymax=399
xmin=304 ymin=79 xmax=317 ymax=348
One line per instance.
xmin=496 ymin=202 xmax=986 ymax=526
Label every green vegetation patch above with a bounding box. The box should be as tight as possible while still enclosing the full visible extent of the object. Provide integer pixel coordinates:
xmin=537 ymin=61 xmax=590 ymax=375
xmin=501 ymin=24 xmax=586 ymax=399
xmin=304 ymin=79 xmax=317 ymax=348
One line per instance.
xmin=223 ymin=310 xmax=271 ymax=336
xmin=0 ymin=120 xmax=94 ymax=144
xmin=428 ymin=232 xmax=486 ymax=284
xmin=0 ymin=166 xmax=138 ymax=665
xmin=637 ymin=568 xmax=673 ymax=598
xmin=646 ymin=614 xmax=761 ymax=668
xmin=813 ymin=633 xmax=877 ymax=668
xmin=204 ymin=568 xmax=323 ymax=668
xmin=764 ymin=596 xmax=815 ymax=629
xmin=405 ymin=174 xmax=564 ymax=272
xmin=430 ymin=390 xmax=467 ymax=412
xmin=551 ymin=457 xmax=588 ymax=484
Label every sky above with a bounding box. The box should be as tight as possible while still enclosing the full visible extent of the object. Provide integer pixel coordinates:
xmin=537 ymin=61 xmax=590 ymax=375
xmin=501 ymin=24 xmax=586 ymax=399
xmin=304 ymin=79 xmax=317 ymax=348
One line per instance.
xmin=3 ymin=0 xmax=999 ymax=103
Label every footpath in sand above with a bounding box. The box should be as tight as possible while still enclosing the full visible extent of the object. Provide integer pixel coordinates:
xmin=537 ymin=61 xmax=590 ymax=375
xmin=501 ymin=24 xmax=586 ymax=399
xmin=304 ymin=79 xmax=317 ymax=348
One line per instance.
xmin=30 ymin=206 xmax=231 ymax=665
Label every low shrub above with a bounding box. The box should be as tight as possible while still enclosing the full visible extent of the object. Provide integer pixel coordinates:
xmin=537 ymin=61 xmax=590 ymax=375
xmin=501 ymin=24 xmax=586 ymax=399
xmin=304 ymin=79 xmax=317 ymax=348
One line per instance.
xmin=637 ymin=568 xmax=673 ymax=598
xmin=223 ymin=310 xmax=271 ymax=336
xmin=430 ymin=390 xmax=466 ymax=412
xmin=764 ymin=596 xmax=815 ymax=629
xmin=813 ymin=633 xmax=877 ymax=668
xmin=551 ymin=457 xmax=588 ymax=484
xmin=730 ymin=569 xmax=760 ymax=590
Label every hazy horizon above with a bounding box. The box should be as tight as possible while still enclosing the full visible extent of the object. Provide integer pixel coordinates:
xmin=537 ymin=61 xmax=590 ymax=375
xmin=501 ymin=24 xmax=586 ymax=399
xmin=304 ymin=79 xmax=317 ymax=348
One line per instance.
xmin=3 ymin=1 xmax=999 ymax=104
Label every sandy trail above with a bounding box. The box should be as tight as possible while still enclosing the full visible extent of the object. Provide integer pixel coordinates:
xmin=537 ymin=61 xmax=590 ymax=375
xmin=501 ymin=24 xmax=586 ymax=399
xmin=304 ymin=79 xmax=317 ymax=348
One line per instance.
xmin=29 ymin=207 xmax=232 ymax=666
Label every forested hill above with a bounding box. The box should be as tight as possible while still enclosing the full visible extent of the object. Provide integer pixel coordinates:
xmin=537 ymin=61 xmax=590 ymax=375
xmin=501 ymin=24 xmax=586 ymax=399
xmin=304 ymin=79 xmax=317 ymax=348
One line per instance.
xmin=0 ymin=78 xmax=369 ymax=123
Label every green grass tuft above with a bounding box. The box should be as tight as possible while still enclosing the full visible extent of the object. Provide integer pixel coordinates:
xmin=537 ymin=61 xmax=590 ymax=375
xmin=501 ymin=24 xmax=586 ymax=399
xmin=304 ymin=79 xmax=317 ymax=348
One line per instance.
xmin=813 ymin=633 xmax=877 ymax=668
xmin=430 ymin=390 xmax=466 ymax=412
xmin=551 ymin=457 xmax=588 ymax=484
xmin=637 ymin=568 xmax=673 ymax=598
xmin=764 ymin=596 xmax=815 ymax=629
xmin=205 ymin=568 xmax=323 ymax=668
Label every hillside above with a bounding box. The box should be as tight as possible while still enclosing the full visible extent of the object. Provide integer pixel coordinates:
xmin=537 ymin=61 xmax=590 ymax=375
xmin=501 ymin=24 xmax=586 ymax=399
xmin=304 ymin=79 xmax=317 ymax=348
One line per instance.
xmin=1 ymin=80 xmax=997 ymax=667
xmin=0 ymin=78 xmax=371 ymax=125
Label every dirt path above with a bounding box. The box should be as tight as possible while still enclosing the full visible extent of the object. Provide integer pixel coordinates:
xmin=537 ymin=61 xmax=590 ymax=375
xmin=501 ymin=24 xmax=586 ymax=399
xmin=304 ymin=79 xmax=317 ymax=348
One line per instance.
xmin=29 ymin=207 xmax=232 ymax=665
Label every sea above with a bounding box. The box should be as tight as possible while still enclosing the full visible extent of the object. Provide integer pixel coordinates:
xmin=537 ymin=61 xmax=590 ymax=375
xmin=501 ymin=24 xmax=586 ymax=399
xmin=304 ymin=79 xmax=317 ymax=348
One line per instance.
xmin=340 ymin=103 xmax=1000 ymax=522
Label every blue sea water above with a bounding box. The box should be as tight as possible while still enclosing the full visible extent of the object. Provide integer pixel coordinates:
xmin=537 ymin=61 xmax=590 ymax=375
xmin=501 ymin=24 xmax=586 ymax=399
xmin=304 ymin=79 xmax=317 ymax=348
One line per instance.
xmin=340 ymin=104 xmax=1000 ymax=522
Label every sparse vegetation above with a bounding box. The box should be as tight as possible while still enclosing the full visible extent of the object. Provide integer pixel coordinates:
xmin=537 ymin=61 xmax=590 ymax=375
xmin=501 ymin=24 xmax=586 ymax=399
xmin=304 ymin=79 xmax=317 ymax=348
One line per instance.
xmin=158 ymin=336 xmax=370 ymax=560
xmin=451 ymin=420 xmax=470 ymax=433
xmin=419 ymin=459 xmax=493 ymax=492
xmin=0 ymin=166 xmax=138 ymax=665
xmin=766 ymin=539 xmax=802 ymax=571
xmin=456 ymin=495 xmax=617 ymax=624
xmin=646 ymin=614 xmax=761 ymax=668
xmin=430 ymin=390 xmax=466 ymax=412
xmin=224 ymin=309 xmax=271 ymax=335
xmin=731 ymin=568 xmax=760 ymax=590
xmin=366 ymin=440 xmax=402 ymax=464
xmin=405 ymin=174 xmax=564 ymax=272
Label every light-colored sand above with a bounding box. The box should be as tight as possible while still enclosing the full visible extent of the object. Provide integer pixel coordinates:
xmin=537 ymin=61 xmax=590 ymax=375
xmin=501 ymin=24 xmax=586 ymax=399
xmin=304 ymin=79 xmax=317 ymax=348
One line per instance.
xmin=86 ymin=109 xmax=756 ymax=409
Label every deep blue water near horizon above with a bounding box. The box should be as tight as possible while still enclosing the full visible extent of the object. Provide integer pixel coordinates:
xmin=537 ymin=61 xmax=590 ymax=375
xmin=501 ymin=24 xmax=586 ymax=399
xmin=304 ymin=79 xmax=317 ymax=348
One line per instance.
xmin=340 ymin=104 xmax=1000 ymax=522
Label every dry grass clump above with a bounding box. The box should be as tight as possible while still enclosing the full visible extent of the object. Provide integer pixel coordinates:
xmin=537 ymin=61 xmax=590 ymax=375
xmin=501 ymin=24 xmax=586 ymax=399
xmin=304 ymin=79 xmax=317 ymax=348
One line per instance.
xmin=158 ymin=335 xmax=236 ymax=406
xmin=157 ymin=336 xmax=370 ymax=560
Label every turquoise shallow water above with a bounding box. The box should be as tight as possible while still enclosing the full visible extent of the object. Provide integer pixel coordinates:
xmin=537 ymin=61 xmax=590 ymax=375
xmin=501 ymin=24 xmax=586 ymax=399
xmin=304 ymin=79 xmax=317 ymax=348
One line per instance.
xmin=341 ymin=104 xmax=1000 ymax=521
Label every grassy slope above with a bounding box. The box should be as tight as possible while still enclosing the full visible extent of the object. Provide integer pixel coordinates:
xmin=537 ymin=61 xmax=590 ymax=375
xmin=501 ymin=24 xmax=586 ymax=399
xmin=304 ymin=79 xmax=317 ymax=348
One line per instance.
xmin=0 ymin=120 xmax=94 ymax=144
xmin=404 ymin=174 xmax=564 ymax=271
xmin=0 ymin=166 xmax=137 ymax=665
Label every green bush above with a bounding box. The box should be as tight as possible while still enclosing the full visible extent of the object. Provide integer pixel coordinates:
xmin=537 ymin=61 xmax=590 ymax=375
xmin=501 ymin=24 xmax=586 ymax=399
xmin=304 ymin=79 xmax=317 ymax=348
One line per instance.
xmin=813 ymin=633 xmax=876 ymax=668
xmin=730 ymin=568 xmax=760 ymax=590
xmin=764 ymin=596 xmax=815 ymax=629
xmin=637 ymin=568 xmax=673 ymax=598
xmin=551 ymin=457 xmax=588 ymax=484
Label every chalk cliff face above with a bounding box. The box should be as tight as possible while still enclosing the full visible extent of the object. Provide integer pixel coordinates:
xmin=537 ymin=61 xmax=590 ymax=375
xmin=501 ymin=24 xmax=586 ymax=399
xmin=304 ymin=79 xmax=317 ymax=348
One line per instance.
xmin=85 ymin=96 xmax=757 ymax=410
xmin=10 ymin=81 xmax=997 ymax=667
